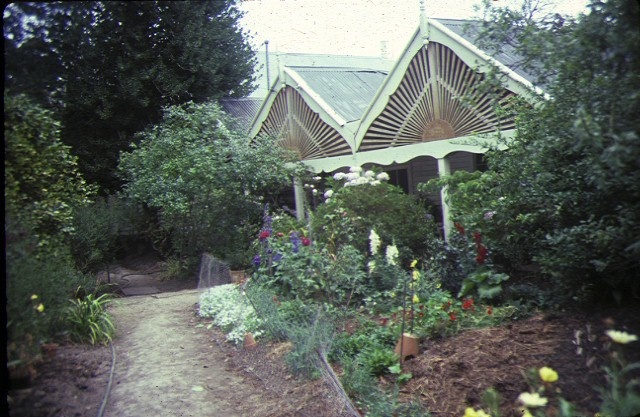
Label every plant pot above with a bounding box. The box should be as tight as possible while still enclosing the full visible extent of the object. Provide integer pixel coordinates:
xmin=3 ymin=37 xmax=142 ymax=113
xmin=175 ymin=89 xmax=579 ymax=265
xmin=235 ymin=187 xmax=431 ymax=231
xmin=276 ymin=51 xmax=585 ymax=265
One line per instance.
xmin=244 ymin=332 xmax=257 ymax=349
xmin=394 ymin=333 xmax=419 ymax=362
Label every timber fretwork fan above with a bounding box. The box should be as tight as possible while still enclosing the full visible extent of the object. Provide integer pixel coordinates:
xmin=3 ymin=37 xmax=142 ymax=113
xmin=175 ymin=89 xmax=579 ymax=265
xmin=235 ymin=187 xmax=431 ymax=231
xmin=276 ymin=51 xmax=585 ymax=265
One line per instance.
xmin=257 ymin=86 xmax=351 ymax=160
xmin=360 ymin=42 xmax=517 ymax=151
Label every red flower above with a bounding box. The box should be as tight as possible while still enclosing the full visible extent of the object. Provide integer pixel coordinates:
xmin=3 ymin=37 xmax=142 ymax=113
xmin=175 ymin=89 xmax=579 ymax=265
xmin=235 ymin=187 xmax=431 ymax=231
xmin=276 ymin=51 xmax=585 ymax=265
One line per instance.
xmin=476 ymin=244 xmax=488 ymax=265
xmin=454 ymin=222 xmax=465 ymax=235
xmin=449 ymin=312 xmax=457 ymax=321
xmin=462 ymin=298 xmax=475 ymax=311
xmin=301 ymin=236 xmax=311 ymax=246
xmin=379 ymin=317 xmax=389 ymax=326
xmin=486 ymin=306 xmax=493 ymax=315
xmin=473 ymin=232 xmax=482 ymax=244
xmin=259 ymin=230 xmax=271 ymax=240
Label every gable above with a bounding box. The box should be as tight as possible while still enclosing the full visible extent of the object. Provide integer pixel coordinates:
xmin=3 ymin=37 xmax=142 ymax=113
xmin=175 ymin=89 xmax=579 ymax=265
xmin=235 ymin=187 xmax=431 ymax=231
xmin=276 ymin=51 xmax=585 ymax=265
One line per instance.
xmin=256 ymin=86 xmax=352 ymax=159
xmin=359 ymin=42 xmax=517 ymax=151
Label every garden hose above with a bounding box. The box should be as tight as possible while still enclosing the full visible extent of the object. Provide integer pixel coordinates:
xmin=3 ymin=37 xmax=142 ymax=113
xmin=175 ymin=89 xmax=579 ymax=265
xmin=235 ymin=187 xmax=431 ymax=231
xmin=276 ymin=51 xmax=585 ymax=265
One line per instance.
xmin=96 ymin=340 xmax=116 ymax=417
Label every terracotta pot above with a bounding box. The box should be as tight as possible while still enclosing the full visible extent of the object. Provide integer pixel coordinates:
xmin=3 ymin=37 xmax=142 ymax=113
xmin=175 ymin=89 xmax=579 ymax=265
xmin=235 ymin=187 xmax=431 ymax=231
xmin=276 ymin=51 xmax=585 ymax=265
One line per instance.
xmin=244 ymin=332 xmax=257 ymax=349
xmin=394 ymin=333 xmax=419 ymax=362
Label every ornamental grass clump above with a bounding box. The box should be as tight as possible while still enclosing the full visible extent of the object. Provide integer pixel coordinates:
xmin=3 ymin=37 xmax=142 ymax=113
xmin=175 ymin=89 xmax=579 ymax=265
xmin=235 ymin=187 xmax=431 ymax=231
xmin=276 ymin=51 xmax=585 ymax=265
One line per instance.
xmin=66 ymin=290 xmax=115 ymax=346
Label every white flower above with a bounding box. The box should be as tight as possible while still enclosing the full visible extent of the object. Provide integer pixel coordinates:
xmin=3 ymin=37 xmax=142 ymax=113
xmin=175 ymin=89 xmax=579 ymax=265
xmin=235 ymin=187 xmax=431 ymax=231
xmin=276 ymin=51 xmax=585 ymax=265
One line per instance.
xmin=367 ymin=260 xmax=376 ymax=274
xmin=325 ymin=198 xmax=331 ymax=204
xmin=324 ymin=189 xmax=334 ymax=199
xmin=606 ymin=330 xmax=638 ymax=344
xmin=356 ymin=177 xmax=369 ymax=185
xmin=312 ymin=188 xmax=318 ymax=195
xmin=364 ymin=170 xmax=375 ymax=178
xmin=369 ymin=229 xmax=381 ymax=255
xmin=385 ymin=244 xmax=399 ymax=266
xmin=313 ymin=176 xmax=321 ymax=181
xmin=376 ymin=172 xmax=390 ymax=181
xmin=333 ymin=172 xmax=346 ymax=180
xmin=371 ymin=180 xmax=381 ymax=186
xmin=518 ymin=392 xmax=548 ymax=408
xmin=349 ymin=166 xmax=362 ymax=173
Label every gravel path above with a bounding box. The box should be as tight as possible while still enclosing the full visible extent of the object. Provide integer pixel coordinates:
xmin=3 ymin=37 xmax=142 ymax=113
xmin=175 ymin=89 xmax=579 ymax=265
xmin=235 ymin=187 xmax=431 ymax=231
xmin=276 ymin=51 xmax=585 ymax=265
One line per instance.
xmin=103 ymin=290 xmax=264 ymax=417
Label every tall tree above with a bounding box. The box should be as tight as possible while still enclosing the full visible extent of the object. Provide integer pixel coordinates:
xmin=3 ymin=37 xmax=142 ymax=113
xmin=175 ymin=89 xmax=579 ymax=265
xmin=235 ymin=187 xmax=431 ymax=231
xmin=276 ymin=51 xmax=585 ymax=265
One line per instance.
xmin=4 ymin=1 xmax=257 ymax=192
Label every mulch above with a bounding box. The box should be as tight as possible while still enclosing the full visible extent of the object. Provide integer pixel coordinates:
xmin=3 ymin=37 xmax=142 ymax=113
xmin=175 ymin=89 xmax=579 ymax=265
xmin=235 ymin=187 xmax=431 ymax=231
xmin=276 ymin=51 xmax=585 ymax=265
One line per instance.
xmin=400 ymin=306 xmax=640 ymax=417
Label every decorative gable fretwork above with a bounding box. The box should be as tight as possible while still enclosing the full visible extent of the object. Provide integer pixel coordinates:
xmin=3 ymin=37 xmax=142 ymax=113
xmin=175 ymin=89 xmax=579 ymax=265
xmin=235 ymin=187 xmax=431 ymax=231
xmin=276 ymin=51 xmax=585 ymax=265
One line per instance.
xmin=257 ymin=86 xmax=352 ymax=160
xmin=360 ymin=42 xmax=517 ymax=151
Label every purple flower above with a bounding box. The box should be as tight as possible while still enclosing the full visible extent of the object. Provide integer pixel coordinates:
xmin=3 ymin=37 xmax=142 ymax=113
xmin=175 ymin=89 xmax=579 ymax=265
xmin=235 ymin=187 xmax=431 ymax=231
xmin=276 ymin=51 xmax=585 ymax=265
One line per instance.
xmin=273 ymin=253 xmax=283 ymax=263
xmin=252 ymin=255 xmax=261 ymax=267
xmin=290 ymin=232 xmax=300 ymax=253
xmin=484 ymin=211 xmax=496 ymax=220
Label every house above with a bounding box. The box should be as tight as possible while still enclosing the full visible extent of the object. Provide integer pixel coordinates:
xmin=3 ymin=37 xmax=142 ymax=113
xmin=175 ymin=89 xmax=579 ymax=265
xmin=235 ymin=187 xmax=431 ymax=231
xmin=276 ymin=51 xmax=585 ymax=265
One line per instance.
xmin=222 ymin=8 xmax=536 ymax=239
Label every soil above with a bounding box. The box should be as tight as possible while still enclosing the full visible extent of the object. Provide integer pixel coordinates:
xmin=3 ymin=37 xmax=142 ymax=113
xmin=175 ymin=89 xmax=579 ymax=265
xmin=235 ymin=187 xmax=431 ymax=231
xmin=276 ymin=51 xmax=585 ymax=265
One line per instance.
xmin=6 ymin=256 xmax=640 ymax=417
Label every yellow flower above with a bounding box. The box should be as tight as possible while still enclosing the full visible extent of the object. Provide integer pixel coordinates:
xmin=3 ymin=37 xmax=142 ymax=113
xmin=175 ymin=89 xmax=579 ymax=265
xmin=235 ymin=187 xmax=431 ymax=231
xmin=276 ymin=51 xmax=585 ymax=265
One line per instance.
xmin=412 ymin=294 xmax=420 ymax=304
xmin=31 ymin=294 xmax=39 ymax=300
xmin=539 ymin=366 xmax=559 ymax=383
xmin=36 ymin=303 xmax=45 ymax=313
xmin=521 ymin=409 xmax=534 ymax=417
xmin=463 ymin=407 xmax=491 ymax=417
xmin=412 ymin=269 xmax=421 ymax=281
xmin=606 ymin=330 xmax=638 ymax=344
xmin=518 ymin=392 xmax=548 ymax=408
xmin=410 ymin=259 xmax=418 ymax=268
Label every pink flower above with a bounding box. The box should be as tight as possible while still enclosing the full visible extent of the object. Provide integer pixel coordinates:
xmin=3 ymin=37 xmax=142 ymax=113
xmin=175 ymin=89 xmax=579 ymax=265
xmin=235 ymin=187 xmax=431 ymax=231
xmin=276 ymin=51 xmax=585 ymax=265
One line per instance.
xmin=259 ymin=230 xmax=271 ymax=241
xmin=301 ymin=236 xmax=311 ymax=246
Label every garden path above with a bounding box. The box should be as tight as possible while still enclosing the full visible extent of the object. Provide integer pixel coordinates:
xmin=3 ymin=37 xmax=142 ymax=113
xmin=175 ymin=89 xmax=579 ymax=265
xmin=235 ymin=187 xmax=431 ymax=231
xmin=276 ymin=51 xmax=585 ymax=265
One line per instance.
xmin=103 ymin=289 xmax=273 ymax=417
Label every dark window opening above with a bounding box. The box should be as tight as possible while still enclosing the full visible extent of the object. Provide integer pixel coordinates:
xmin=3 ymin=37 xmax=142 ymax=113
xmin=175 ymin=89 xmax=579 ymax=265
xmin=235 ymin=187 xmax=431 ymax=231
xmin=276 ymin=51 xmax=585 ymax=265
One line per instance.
xmin=386 ymin=168 xmax=409 ymax=193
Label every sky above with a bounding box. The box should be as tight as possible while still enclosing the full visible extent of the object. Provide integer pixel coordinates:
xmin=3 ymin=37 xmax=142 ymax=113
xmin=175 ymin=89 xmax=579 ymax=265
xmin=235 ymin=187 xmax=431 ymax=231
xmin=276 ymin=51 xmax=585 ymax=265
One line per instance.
xmin=238 ymin=0 xmax=591 ymax=59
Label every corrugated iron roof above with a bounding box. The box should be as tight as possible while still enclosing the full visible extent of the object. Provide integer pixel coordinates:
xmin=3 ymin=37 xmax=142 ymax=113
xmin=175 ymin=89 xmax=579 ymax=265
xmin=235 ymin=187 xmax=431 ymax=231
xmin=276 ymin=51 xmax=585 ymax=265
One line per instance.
xmin=435 ymin=18 xmax=535 ymax=84
xmin=219 ymin=97 xmax=263 ymax=131
xmin=289 ymin=66 xmax=388 ymax=122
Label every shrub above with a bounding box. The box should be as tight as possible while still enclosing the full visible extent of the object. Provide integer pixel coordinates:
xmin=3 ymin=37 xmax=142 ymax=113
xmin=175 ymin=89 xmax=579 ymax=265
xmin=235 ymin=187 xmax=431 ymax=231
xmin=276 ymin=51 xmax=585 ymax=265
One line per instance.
xmin=437 ymin=0 xmax=640 ymax=302
xmin=6 ymin=228 xmax=93 ymax=367
xmin=118 ymin=101 xmax=300 ymax=263
xmin=198 ymin=284 xmax=264 ymax=344
xmin=312 ymin=167 xmax=437 ymax=263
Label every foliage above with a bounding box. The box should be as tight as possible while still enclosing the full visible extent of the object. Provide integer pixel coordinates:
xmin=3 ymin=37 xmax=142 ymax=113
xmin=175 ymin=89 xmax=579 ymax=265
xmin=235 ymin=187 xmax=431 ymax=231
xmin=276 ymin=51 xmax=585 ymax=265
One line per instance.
xmin=358 ymin=346 xmax=399 ymax=377
xmin=4 ymin=94 xmax=96 ymax=243
xmin=66 ymin=291 xmax=116 ymax=346
xmin=6 ymin=230 xmax=94 ymax=366
xmin=313 ymin=167 xmax=437 ymax=262
xmin=70 ymin=196 xmax=151 ymax=272
xmin=4 ymin=1 xmax=257 ymax=191
xmin=119 ymin=101 xmax=297 ymax=264
xmin=252 ymin=219 xmax=368 ymax=306
xmin=430 ymin=0 xmax=640 ymax=301
xmin=198 ymin=284 xmax=264 ymax=345
xmin=599 ymin=330 xmax=640 ymax=416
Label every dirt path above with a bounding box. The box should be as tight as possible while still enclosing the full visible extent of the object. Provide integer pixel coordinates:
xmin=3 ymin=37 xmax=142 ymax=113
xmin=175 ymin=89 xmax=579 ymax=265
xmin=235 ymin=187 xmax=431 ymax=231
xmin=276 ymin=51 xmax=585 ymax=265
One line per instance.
xmin=104 ymin=290 xmax=267 ymax=417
